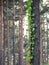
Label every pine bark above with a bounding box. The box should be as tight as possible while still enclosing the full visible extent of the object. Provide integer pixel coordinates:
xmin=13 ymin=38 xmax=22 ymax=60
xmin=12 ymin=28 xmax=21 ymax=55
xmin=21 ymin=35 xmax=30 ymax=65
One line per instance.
xmin=19 ymin=0 xmax=24 ymax=65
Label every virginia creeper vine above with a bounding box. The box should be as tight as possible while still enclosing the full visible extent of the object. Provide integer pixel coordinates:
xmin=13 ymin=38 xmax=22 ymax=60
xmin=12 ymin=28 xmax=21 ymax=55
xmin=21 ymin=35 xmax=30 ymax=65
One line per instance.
xmin=27 ymin=0 xmax=35 ymax=65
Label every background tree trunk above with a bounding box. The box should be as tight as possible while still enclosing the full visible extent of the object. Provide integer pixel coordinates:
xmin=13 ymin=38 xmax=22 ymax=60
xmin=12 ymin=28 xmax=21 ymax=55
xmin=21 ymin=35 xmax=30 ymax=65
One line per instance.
xmin=0 ymin=0 xmax=4 ymax=65
xmin=33 ymin=0 xmax=40 ymax=65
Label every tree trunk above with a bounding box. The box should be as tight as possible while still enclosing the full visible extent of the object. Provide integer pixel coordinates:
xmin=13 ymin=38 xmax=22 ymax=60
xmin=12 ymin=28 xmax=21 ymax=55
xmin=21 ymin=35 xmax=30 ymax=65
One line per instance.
xmin=19 ymin=0 xmax=24 ymax=65
xmin=33 ymin=0 xmax=40 ymax=65
xmin=12 ymin=0 xmax=16 ymax=65
xmin=0 ymin=0 xmax=4 ymax=65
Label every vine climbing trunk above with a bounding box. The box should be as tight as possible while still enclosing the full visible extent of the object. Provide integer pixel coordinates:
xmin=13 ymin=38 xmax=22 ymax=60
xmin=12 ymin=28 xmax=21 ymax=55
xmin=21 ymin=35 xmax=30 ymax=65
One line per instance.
xmin=0 ymin=0 xmax=4 ymax=65
xmin=33 ymin=0 xmax=40 ymax=65
xmin=19 ymin=0 xmax=24 ymax=65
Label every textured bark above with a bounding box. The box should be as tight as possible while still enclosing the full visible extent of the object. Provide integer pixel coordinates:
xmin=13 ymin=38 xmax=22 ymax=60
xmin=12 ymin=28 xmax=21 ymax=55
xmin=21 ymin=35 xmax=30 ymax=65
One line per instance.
xmin=0 ymin=0 xmax=3 ymax=65
xmin=19 ymin=0 xmax=24 ymax=65
xmin=33 ymin=0 xmax=40 ymax=65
